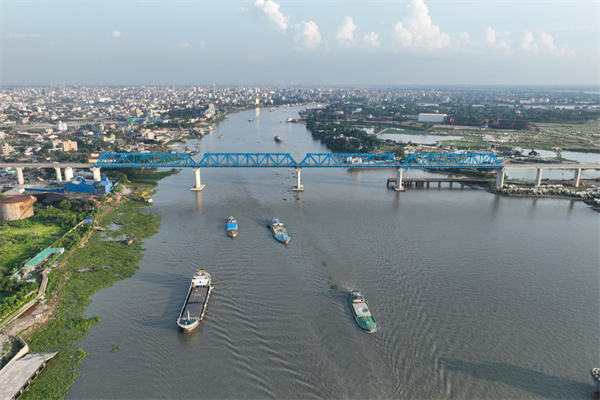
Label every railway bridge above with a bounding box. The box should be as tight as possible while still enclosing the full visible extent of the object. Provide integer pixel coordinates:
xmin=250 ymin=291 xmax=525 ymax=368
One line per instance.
xmin=1 ymin=152 xmax=598 ymax=192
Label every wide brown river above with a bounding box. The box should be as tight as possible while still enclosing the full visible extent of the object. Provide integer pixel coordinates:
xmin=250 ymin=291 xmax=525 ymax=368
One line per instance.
xmin=67 ymin=105 xmax=599 ymax=399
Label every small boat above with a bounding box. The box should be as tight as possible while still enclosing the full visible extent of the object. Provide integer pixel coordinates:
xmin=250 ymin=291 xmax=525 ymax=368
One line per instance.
xmin=285 ymin=117 xmax=292 ymax=122
xmin=269 ymin=218 xmax=291 ymax=245
xmin=274 ymin=135 xmax=282 ymax=143
xmin=177 ymin=269 xmax=212 ymax=333
xmin=349 ymin=290 xmax=377 ymax=333
xmin=226 ymin=216 xmax=239 ymax=238
xmin=592 ymin=368 xmax=600 ymax=393
xmin=218 ymin=135 xmax=224 ymax=139
xmin=248 ymin=118 xmax=254 ymax=122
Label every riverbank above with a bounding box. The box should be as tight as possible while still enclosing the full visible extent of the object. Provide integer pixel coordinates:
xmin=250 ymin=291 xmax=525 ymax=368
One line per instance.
xmin=16 ymin=170 xmax=175 ymax=399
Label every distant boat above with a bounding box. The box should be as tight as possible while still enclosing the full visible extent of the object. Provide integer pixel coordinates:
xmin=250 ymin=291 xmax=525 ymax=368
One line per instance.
xmin=274 ymin=135 xmax=282 ymax=143
xmin=270 ymin=108 xmax=275 ymax=112
xmin=269 ymin=218 xmax=290 ymax=245
xmin=226 ymin=216 xmax=239 ymax=238
xmin=285 ymin=117 xmax=293 ymax=122
xmin=248 ymin=118 xmax=254 ymax=122
xmin=349 ymin=290 xmax=377 ymax=333
xmin=219 ymin=135 xmax=224 ymax=139
xmin=592 ymin=368 xmax=600 ymax=393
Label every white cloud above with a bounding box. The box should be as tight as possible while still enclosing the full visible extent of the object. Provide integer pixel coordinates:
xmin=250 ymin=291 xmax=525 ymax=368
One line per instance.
xmin=392 ymin=0 xmax=451 ymax=49
xmin=485 ymin=26 xmax=496 ymax=44
xmin=336 ymin=17 xmax=356 ymax=47
xmin=294 ymin=21 xmax=322 ymax=50
xmin=177 ymin=42 xmax=190 ymax=48
xmin=457 ymin=31 xmax=471 ymax=47
xmin=520 ymin=31 xmax=573 ymax=56
xmin=485 ymin=26 xmax=512 ymax=55
xmin=112 ymin=31 xmax=121 ymax=38
xmin=199 ymin=41 xmax=206 ymax=49
xmin=363 ymin=32 xmax=380 ymax=47
xmin=6 ymin=33 xmax=41 ymax=39
xmin=254 ymin=0 xmax=290 ymax=32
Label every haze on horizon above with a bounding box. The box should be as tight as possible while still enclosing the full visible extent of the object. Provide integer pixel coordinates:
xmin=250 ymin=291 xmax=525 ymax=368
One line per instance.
xmin=1 ymin=0 xmax=598 ymax=87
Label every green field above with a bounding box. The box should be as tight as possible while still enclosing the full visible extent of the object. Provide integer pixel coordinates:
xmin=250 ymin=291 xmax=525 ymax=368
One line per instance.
xmin=0 ymin=220 xmax=65 ymax=275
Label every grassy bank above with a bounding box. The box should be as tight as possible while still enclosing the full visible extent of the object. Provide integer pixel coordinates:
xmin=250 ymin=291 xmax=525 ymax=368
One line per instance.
xmin=20 ymin=172 xmax=173 ymax=399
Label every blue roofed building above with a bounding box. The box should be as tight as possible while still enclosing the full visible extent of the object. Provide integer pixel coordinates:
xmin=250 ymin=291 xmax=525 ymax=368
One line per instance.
xmin=64 ymin=176 xmax=113 ymax=195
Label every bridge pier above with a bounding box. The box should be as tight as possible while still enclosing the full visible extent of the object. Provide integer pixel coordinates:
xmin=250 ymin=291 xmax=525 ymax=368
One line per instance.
xmin=535 ymin=168 xmax=543 ymax=187
xmin=54 ymin=167 xmax=63 ymax=182
xmin=16 ymin=167 xmax=24 ymax=185
xmin=91 ymin=167 xmax=101 ymax=182
xmin=64 ymin=167 xmax=74 ymax=182
xmin=394 ymin=169 xmax=405 ymax=192
xmin=191 ymin=168 xmax=205 ymax=191
xmin=496 ymin=169 xmax=505 ymax=189
xmin=293 ymin=168 xmax=304 ymax=192
xmin=573 ymin=168 xmax=581 ymax=187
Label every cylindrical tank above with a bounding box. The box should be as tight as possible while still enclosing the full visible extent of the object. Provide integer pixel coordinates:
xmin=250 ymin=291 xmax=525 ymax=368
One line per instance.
xmin=0 ymin=195 xmax=36 ymax=221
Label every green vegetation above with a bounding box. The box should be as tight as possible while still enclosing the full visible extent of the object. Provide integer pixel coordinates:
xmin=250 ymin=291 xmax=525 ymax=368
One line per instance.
xmin=22 ymin=199 xmax=161 ymax=400
xmin=104 ymin=168 xmax=178 ymax=191
xmin=0 ymin=200 xmax=97 ymax=321
xmin=306 ymin=115 xmax=384 ymax=153
xmin=111 ymin=344 xmax=121 ymax=353
xmin=330 ymin=284 xmax=339 ymax=291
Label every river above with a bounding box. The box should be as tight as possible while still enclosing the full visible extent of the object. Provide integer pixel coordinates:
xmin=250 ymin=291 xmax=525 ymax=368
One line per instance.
xmin=67 ymin=105 xmax=599 ymax=399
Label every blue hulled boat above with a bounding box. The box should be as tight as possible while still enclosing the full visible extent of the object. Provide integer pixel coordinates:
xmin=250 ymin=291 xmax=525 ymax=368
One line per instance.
xmin=226 ymin=216 xmax=239 ymax=238
xmin=270 ymin=218 xmax=291 ymax=245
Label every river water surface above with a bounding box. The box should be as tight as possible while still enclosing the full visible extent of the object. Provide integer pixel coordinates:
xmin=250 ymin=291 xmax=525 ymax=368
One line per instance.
xmin=68 ymin=106 xmax=599 ymax=399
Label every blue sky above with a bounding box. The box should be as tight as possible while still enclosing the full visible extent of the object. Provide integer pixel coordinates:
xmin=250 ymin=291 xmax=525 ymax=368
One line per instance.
xmin=1 ymin=0 xmax=598 ymax=86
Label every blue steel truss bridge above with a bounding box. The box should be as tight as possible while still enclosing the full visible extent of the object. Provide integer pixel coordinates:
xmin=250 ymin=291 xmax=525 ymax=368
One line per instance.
xmin=91 ymin=152 xmax=503 ymax=192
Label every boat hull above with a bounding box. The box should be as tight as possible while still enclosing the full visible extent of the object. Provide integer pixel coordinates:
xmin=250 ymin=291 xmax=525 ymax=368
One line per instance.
xmin=227 ymin=230 xmax=239 ymax=238
xmin=178 ymin=284 xmax=212 ymax=333
xmin=349 ymin=298 xmax=377 ymax=333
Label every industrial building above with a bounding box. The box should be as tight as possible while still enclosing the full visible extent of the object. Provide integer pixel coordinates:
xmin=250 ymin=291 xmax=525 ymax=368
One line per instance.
xmin=64 ymin=176 xmax=112 ymax=195
xmin=418 ymin=113 xmax=447 ymax=124
xmin=0 ymin=193 xmax=36 ymax=221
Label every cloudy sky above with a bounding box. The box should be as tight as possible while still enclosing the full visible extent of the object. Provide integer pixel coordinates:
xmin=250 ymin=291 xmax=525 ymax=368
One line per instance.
xmin=1 ymin=0 xmax=598 ymax=86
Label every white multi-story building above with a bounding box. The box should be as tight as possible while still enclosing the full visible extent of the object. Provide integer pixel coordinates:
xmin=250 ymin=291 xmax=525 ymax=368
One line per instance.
xmin=56 ymin=120 xmax=68 ymax=131
xmin=418 ymin=113 xmax=447 ymax=124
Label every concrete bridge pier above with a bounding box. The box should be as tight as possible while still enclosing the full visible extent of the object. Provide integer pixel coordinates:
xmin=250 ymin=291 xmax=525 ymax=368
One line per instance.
xmin=535 ymin=168 xmax=543 ymax=187
xmin=293 ymin=168 xmax=304 ymax=192
xmin=496 ymin=169 xmax=505 ymax=189
xmin=54 ymin=167 xmax=63 ymax=182
xmin=394 ymin=168 xmax=405 ymax=192
xmin=64 ymin=167 xmax=74 ymax=182
xmin=191 ymin=168 xmax=205 ymax=191
xmin=16 ymin=167 xmax=24 ymax=185
xmin=91 ymin=167 xmax=101 ymax=181
xmin=573 ymin=168 xmax=581 ymax=187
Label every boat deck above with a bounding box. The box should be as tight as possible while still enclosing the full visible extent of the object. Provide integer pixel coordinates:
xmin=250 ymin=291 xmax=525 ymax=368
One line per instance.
xmin=181 ymin=286 xmax=209 ymax=319
xmin=352 ymin=302 xmax=372 ymax=317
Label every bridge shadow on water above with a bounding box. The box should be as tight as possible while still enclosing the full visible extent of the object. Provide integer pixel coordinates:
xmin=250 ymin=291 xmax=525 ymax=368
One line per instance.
xmin=439 ymin=358 xmax=598 ymax=399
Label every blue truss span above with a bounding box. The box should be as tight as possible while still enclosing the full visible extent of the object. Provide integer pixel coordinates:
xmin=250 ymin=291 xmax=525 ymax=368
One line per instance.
xmin=197 ymin=153 xmax=298 ymax=168
xmin=93 ymin=152 xmax=503 ymax=169
xmin=95 ymin=153 xmax=197 ymax=168
xmin=401 ymin=153 xmax=503 ymax=169
xmin=299 ymin=153 xmax=399 ymax=168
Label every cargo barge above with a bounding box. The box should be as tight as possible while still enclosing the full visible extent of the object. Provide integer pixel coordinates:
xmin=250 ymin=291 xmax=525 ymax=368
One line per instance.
xmin=177 ymin=270 xmax=212 ymax=333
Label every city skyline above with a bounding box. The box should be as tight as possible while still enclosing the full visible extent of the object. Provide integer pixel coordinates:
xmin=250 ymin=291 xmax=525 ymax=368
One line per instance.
xmin=1 ymin=0 xmax=598 ymax=86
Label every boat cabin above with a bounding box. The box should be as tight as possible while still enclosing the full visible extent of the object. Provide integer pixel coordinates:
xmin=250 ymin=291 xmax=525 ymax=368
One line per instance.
xmin=350 ymin=291 xmax=365 ymax=303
